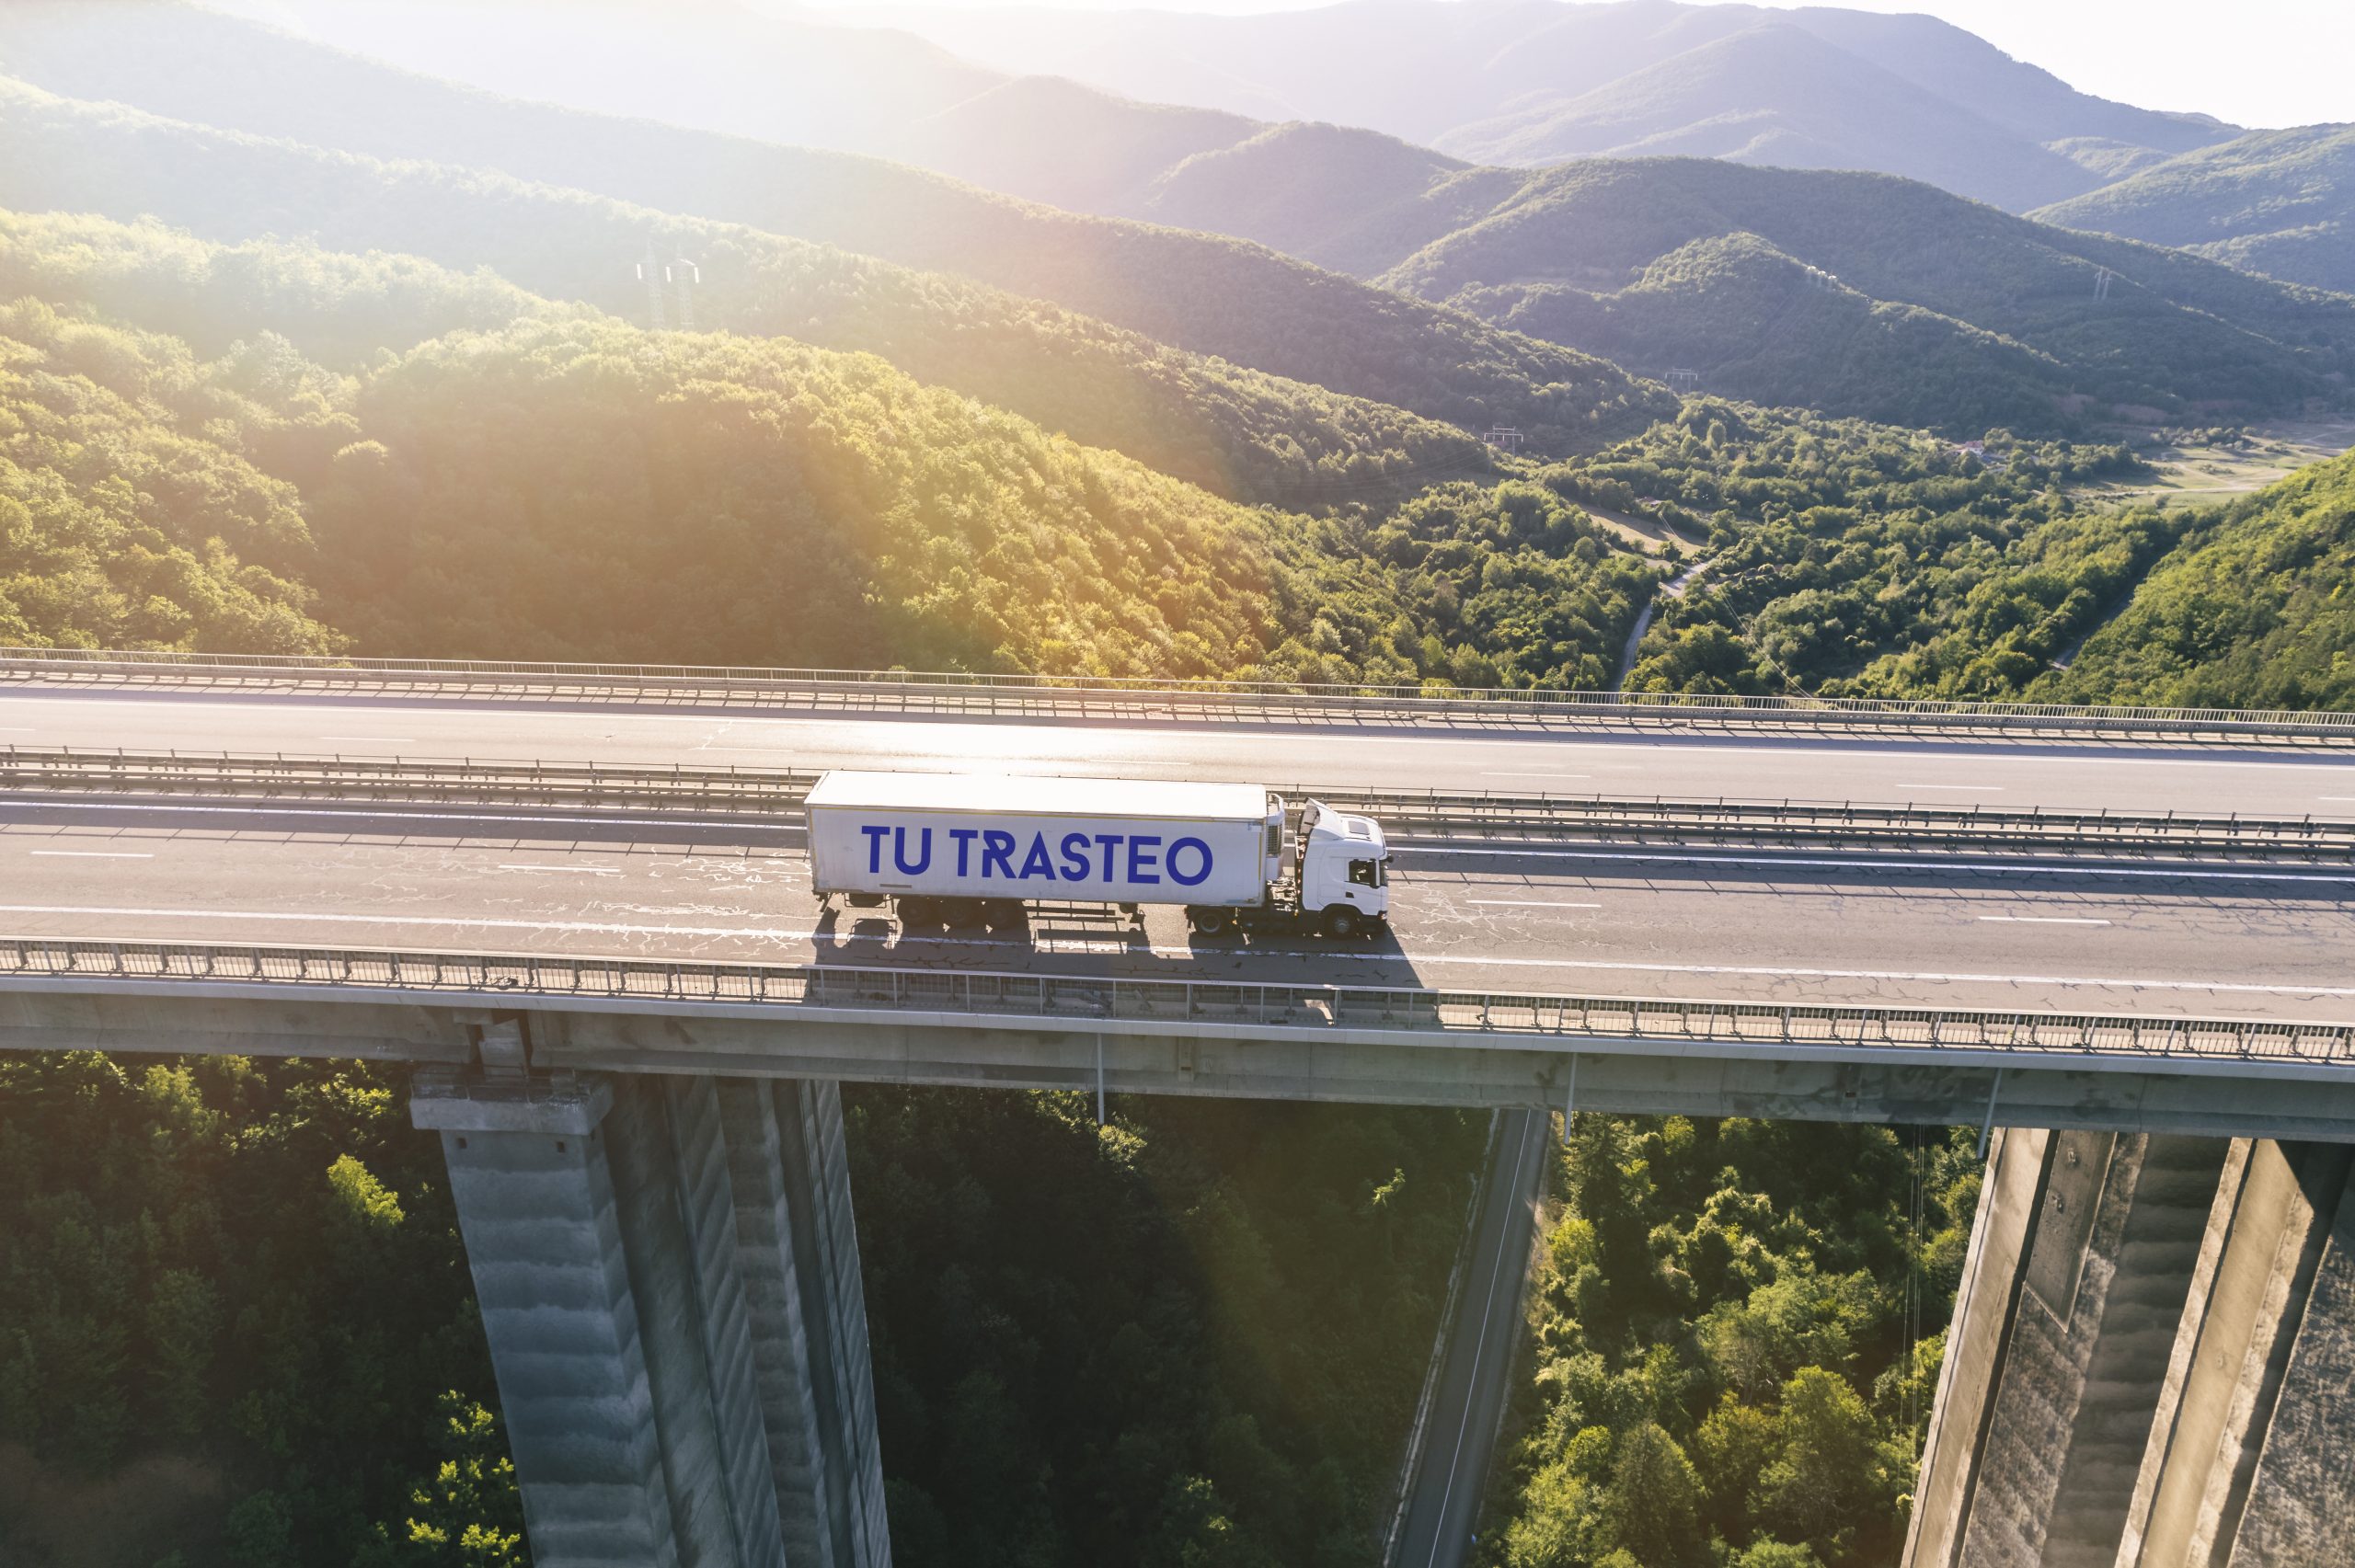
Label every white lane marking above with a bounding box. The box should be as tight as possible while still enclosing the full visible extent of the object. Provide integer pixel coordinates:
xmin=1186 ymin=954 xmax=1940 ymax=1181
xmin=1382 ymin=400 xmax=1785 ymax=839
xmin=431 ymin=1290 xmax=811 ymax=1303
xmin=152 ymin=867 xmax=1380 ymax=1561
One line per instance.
xmin=2325 ymin=797 xmax=2355 ymax=802
xmin=4 ymin=903 xmax=2350 ymax=1001
xmin=1387 ymin=841 xmax=2355 ymax=886
xmin=29 ymin=850 xmax=154 ymax=858
xmin=495 ymin=864 xmax=621 ymax=876
xmin=1484 ymin=771 xmax=1591 ymax=779
xmin=1467 ymin=898 xmax=1602 ymax=909
xmin=1901 ymin=784 xmax=2005 ymax=791
xmin=317 ymin=736 xmax=416 ymax=744
xmin=1980 ymin=915 xmax=2112 ymax=925
xmin=0 ymin=727 xmax=32 ymax=732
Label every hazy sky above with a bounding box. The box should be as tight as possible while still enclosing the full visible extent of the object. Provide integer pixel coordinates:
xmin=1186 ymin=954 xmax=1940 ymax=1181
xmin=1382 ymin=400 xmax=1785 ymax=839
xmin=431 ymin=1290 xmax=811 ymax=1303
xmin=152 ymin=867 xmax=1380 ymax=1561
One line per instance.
xmin=808 ymin=0 xmax=2351 ymax=129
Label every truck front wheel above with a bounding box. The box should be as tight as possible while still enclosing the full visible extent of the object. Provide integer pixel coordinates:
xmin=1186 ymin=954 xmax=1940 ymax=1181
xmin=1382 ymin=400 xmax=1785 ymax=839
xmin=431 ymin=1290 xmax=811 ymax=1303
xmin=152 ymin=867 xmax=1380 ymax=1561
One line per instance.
xmin=1322 ymin=906 xmax=1363 ymax=941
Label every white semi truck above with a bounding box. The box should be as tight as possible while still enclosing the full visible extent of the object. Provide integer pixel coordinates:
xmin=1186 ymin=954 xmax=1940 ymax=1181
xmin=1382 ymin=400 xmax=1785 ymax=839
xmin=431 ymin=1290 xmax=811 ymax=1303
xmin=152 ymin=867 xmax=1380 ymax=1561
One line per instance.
xmin=806 ymin=771 xmax=1392 ymax=938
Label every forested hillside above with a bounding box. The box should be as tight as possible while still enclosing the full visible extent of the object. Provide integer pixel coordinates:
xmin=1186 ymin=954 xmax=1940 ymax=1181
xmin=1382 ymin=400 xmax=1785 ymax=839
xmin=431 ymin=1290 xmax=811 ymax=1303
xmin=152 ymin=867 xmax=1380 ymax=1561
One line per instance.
xmin=0 ymin=1053 xmax=513 ymax=1565
xmin=0 ymin=86 xmax=1547 ymax=508
xmin=1555 ymin=399 xmax=2154 ymax=696
xmin=1371 ymin=159 xmax=2355 ymax=435
xmin=0 ymin=294 xmax=340 ymax=652
xmin=1587 ymin=400 xmax=2353 ymax=714
xmin=1452 ymin=233 xmax=2076 ymax=437
xmin=0 ymin=1059 xmax=1491 ymax=1566
xmin=0 ymin=206 xmax=1671 ymax=688
xmin=1478 ymin=1116 xmax=1978 ymax=1568
xmin=2032 ymin=124 xmax=2355 ymax=295
xmin=0 ymin=2 xmax=1669 ymax=466
xmin=2035 ymin=449 xmax=2355 ymax=709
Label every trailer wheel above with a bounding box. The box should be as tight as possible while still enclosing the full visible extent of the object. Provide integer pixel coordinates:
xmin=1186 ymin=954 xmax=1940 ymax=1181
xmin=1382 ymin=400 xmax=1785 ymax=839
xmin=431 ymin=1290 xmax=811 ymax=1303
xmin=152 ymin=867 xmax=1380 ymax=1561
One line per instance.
xmin=982 ymin=898 xmax=1026 ymax=930
xmin=897 ymin=896 xmax=938 ymax=929
xmin=1322 ymin=906 xmax=1362 ymax=941
xmin=941 ymin=898 xmax=985 ymax=931
xmin=1189 ymin=908 xmax=1234 ymax=937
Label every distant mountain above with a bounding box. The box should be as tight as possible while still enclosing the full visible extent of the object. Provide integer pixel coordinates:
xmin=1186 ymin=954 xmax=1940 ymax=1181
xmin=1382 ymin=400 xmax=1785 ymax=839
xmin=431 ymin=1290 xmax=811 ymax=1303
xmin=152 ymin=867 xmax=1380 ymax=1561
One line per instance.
xmin=1364 ymin=157 xmax=2355 ymax=430
xmin=1144 ymin=143 xmax=2355 ymax=433
xmin=860 ymin=0 xmax=2236 ymax=211
xmin=1431 ymin=21 xmax=2101 ymax=211
xmin=209 ymin=0 xmax=1005 ymax=156
xmin=0 ymin=2 xmax=1668 ymax=465
xmin=12 ymin=0 xmax=2336 ymax=439
xmin=1143 ymin=124 xmax=1520 ymax=279
xmin=2031 ymin=125 xmax=2355 ymax=296
xmin=190 ymin=0 xmax=1264 ymax=214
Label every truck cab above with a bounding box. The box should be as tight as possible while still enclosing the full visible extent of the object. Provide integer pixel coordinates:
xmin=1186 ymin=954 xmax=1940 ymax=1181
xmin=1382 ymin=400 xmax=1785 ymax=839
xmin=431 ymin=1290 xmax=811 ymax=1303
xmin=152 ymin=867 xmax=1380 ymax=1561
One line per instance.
xmin=1296 ymin=799 xmax=1391 ymax=938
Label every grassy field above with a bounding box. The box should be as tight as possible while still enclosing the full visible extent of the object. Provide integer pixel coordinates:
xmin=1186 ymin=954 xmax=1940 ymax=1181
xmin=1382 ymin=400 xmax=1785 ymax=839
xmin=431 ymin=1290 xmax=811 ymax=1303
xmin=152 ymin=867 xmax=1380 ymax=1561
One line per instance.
xmin=2088 ymin=415 xmax=2355 ymax=506
xmin=1579 ymin=499 xmax=1706 ymax=555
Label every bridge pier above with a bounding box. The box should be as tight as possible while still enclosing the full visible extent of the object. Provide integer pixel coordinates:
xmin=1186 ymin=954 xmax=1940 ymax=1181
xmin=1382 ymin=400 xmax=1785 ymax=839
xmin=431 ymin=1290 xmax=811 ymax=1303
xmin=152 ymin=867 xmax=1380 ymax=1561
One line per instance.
xmin=1906 ymin=1132 xmax=2355 ymax=1568
xmin=412 ymin=1068 xmax=890 ymax=1568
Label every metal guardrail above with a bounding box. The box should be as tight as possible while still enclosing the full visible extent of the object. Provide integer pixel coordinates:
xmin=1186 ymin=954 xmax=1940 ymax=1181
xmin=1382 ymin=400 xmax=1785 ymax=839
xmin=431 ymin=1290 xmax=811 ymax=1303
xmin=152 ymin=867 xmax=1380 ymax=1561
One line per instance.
xmin=4 ymin=648 xmax=2351 ymax=742
xmin=0 ymin=749 xmax=819 ymax=809
xmin=5 ymin=938 xmax=2352 ymax=1071
xmin=6 ymin=748 xmax=2352 ymax=861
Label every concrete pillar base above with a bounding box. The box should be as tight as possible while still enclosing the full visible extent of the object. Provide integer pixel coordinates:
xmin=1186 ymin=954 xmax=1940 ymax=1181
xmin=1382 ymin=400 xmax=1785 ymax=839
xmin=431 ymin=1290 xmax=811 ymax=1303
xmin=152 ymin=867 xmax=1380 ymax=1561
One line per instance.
xmin=414 ymin=1068 xmax=890 ymax=1568
xmin=1907 ymin=1135 xmax=2355 ymax=1568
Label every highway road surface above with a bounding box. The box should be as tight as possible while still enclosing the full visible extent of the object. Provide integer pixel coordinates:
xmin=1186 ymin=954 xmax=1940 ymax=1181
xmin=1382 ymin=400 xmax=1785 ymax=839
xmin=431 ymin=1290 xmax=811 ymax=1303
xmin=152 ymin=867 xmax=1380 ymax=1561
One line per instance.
xmin=6 ymin=796 xmax=2355 ymax=1019
xmin=5 ymin=687 xmax=2355 ymax=818
xmin=1395 ymin=1107 xmax=1551 ymax=1568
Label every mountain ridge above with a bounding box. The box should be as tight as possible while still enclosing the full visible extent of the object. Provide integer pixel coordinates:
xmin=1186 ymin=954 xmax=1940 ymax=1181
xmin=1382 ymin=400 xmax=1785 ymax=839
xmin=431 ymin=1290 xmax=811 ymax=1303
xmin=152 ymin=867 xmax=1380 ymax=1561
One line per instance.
xmin=2031 ymin=124 xmax=2355 ymax=296
xmin=856 ymin=0 xmax=2238 ymax=211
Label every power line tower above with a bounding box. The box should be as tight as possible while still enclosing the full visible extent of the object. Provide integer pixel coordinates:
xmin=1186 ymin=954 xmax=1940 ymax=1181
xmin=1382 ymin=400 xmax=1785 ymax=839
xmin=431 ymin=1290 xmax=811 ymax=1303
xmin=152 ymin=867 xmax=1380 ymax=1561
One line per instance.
xmin=635 ymin=242 xmax=667 ymax=330
xmin=632 ymin=246 xmax=703 ymax=329
xmin=2092 ymin=266 xmax=2114 ymax=302
xmin=1481 ymin=427 xmax=1525 ymax=452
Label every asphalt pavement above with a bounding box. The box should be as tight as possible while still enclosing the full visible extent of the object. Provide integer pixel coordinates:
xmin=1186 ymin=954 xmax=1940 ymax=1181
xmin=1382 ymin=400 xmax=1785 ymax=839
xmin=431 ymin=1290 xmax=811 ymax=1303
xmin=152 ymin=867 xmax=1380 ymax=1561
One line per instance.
xmin=1394 ymin=1107 xmax=1551 ymax=1568
xmin=6 ymin=798 xmax=2353 ymax=1018
xmin=6 ymin=687 xmax=2355 ymax=818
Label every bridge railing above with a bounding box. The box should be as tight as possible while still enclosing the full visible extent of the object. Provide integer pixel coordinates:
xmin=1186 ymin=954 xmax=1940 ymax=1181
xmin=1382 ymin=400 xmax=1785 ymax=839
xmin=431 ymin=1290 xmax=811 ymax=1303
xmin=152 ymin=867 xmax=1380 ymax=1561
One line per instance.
xmin=5 ymin=647 xmax=2350 ymax=741
xmin=6 ymin=938 xmax=2352 ymax=1071
xmin=7 ymin=748 xmax=2351 ymax=859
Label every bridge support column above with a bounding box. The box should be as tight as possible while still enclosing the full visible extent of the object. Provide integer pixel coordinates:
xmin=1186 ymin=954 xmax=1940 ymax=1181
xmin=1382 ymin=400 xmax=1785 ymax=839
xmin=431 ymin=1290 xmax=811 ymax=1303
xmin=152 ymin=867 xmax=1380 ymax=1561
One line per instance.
xmin=413 ymin=1068 xmax=890 ymax=1568
xmin=1904 ymin=1129 xmax=2230 ymax=1568
xmin=2118 ymin=1139 xmax=2355 ymax=1567
xmin=1907 ymin=1133 xmax=2355 ymax=1568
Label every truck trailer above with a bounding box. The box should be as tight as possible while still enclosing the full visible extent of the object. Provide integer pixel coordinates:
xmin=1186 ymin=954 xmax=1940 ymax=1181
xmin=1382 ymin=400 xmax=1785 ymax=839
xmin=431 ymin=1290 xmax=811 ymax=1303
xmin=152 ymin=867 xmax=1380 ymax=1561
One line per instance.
xmin=805 ymin=771 xmax=1391 ymax=938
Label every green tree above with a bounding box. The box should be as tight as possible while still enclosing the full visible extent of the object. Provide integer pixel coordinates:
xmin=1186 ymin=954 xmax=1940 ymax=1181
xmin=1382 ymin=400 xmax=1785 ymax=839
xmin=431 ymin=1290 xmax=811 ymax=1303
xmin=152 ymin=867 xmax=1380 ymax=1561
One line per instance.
xmin=1605 ymin=1422 xmax=1704 ymax=1567
xmin=401 ymin=1395 xmax=526 ymax=1568
xmin=1756 ymin=1368 xmax=1884 ymax=1557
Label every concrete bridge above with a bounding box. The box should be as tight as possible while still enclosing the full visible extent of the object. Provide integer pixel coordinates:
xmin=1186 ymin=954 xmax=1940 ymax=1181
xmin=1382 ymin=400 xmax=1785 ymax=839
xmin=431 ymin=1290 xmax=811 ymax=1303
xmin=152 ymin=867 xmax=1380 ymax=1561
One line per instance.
xmin=4 ymin=653 xmax=2354 ymax=1565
